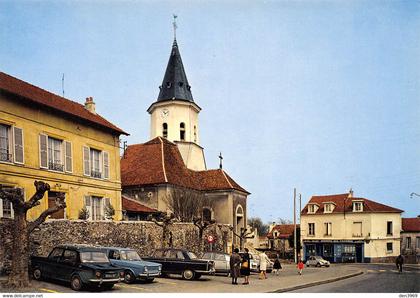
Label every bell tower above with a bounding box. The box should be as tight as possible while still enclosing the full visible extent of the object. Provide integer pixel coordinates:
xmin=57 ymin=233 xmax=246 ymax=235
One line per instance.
xmin=147 ymin=22 xmax=206 ymax=171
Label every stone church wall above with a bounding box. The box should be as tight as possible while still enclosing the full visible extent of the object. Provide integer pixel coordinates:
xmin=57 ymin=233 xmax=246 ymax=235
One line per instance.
xmin=0 ymin=219 xmax=232 ymax=275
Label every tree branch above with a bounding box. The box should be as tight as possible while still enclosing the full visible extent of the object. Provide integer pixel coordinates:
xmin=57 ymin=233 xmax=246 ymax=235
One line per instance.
xmin=24 ymin=181 xmax=50 ymax=211
xmin=0 ymin=187 xmax=25 ymax=210
xmin=28 ymin=194 xmax=65 ymax=233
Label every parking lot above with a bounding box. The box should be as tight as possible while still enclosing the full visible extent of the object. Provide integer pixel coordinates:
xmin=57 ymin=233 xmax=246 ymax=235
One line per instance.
xmin=1 ymin=263 xmax=367 ymax=293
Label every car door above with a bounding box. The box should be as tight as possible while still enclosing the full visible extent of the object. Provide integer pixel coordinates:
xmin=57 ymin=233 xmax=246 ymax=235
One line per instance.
xmin=45 ymin=247 xmax=64 ymax=279
xmin=213 ymin=253 xmax=226 ymax=272
xmin=58 ymin=249 xmax=78 ymax=282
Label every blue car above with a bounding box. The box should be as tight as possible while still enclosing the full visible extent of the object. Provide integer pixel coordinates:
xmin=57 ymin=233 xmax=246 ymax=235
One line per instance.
xmin=100 ymin=247 xmax=162 ymax=283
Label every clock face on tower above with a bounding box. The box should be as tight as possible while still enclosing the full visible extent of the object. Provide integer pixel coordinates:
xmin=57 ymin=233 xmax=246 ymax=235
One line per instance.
xmin=160 ymin=108 xmax=169 ymax=118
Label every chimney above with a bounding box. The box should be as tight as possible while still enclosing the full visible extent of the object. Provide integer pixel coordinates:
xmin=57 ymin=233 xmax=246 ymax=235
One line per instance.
xmin=84 ymin=97 xmax=96 ymax=114
xmin=348 ymin=188 xmax=354 ymax=198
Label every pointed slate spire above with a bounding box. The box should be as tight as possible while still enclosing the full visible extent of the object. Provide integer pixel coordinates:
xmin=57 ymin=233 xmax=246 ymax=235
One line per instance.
xmin=157 ymin=39 xmax=194 ymax=102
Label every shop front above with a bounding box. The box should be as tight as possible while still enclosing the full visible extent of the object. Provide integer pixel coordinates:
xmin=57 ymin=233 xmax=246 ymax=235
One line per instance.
xmin=303 ymin=240 xmax=365 ymax=263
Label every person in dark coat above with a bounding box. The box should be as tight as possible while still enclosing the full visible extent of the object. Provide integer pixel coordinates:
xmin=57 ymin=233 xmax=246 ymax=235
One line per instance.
xmin=273 ymin=254 xmax=282 ymax=275
xmin=396 ymin=254 xmax=404 ymax=273
xmin=230 ymin=248 xmax=242 ymax=284
xmin=240 ymin=248 xmax=251 ymax=285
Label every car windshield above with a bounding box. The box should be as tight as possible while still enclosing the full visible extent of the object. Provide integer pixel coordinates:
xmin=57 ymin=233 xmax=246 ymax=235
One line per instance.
xmin=120 ymin=250 xmax=142 ymax=261
xmin=188 ymin=252 xmax=197 ymax=259
xmin=80 ymin=251 xmax=109 ymax=263
xmin=315 ymin=256 xmax=323 ymax=260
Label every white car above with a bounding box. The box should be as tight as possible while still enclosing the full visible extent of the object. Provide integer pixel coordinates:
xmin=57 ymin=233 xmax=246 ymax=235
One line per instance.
xmin=305 ymin=256 xmax=330 ymax=267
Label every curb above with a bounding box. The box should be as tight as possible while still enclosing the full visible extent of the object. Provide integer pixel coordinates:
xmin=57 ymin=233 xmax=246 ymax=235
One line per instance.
xmin=269 ymin=271 xmax=364 ymax=293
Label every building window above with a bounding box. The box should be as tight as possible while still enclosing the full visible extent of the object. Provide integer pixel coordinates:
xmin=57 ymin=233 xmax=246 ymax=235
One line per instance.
xmin=417 ymin=237 xmax=420 ymax=249
xmin=48 ymin=192 xmax=65 ymax=219
xmin=162 ymin=123 xmax=168 ymax=138
xmin=48 ymin=137 xmax=64 ymax=171
xmin=39 ymin=134 xmax=71 ymax=172
xmin=194 ymin=126 xmax=197 ymax=142
xmin=324 ymin=204 xmax=332 ymax=213
xmin=0 ymin=124 xmax=24 ymax=164
xmin=308 ymin=204 xmax=316 ymax=213
xmin=386 ymin=242 xmax=393 ymax=252
xmin=323 ymin=244 xmax=333 ymax=257
xmin=352 ymin=222 xmax=362 ymax=237
xmin=85 ymin=196 xmax=109 ymax=220
xmin=353 ymin=201 xmax=363 ymax=212
xmin=324 ymin=222 xmax=332 ymax=236
xmin=0 ymin=184 xmax=15 ymax=219
xmin=386 ymin=221 xmax=393 ymax=236
xmin=308 ymin=223 xmax=315 ymax=236
xmin=180 ymin=122 xmax=185 ymax=141
xmin=406 ymin=237 xmax=411 ymax=249
xmin=83 ymin=146 xmax=109 ymax=179
xmin=202 ymin=207 xmax=212 ymax=222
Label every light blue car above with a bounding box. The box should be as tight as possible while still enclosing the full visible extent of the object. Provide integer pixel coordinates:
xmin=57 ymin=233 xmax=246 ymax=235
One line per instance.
xmin=100 ymin=247 xmax=162 ymax=283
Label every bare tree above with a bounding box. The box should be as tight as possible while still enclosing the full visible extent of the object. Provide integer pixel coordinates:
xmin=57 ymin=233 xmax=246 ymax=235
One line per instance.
xmin=0 ymin=181 xmax=66 ymax=288
xmin=230 ymin=226 xmax=254 ymax=250
xmin=164 ymin=187 xmax=209 ymax=222
xmin=148 ymin=212 xmax=177 ymax=248
xmin=193 ymin=216 xmax=215 ymax=252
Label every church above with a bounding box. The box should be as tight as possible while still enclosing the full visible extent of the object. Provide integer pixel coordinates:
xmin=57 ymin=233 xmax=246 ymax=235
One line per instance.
xmin=120 ymin=33 xmax=249 ymax=240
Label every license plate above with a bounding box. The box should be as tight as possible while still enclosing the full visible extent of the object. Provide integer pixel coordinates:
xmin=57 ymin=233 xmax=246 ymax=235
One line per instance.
xmin=105 ymin=273 xmax=115 ymax=278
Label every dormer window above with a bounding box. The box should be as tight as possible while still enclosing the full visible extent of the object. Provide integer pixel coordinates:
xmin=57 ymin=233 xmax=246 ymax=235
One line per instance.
xmin=308 ymin=204 xmax=318 ymax=214
xmin=166 ymin=82 xmax=172 ymax=88
xmin=353 ymin=201 xmax=363 ymax=212
xmin=324 ymin=203 xmax=335 ymax=213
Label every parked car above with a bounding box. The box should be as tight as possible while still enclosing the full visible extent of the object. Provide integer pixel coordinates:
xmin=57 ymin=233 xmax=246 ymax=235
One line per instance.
xmin=143 ymin=248 xmax=215 ymax=280
xmin=239 ymin=252 xmax=260 ymax=273
xmin=305 ymin=255 xmax=330 ymax=267
xmin=31 ymin=244 xmax=124 ymax=291
xmin=99 ymin=247 xmax=162 ymax=283
xmin=201 ymin=251 xmax=230 ymax=276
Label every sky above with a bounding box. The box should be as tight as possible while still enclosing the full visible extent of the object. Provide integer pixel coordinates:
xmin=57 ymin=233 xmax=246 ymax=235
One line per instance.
xmin=1 ymin=0 xmax=419 ymax=223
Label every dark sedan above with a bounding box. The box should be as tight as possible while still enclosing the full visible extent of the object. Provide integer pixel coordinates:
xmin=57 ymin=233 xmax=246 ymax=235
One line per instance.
xmin=143 ymin=248 xmax=215 ymax=280
xmin=31 ymin=244 xmax=124 ymax=291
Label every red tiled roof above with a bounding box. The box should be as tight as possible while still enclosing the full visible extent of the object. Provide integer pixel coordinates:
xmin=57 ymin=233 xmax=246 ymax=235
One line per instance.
xmin=402 ymin=218 xmax=420 ymax=232
xmin=0 ymin=72 xmax=128 ymax=135
xmin=122 ymin=195 xmax=158 ymax=213
xmin=121 ymin=137 xmax=249 ymax=194
xmin=301 ymin=193 xmax=403 ymax=215
xmin=267 ymin=224 xmax=298 ymax=238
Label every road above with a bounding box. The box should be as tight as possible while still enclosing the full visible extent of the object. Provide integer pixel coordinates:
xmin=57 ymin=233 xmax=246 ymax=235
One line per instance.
xmin=291 ymin=264 xmax=420 ymax=293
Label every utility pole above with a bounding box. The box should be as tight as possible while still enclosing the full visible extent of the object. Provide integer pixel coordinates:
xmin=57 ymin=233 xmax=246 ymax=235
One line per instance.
xmin=299 ymin=193 xmax=301 ymax=260
xmin=294 ymin=188 xmax=297 ymax=264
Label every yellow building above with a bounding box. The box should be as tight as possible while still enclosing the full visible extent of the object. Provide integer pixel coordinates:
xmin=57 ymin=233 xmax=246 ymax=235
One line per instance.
xmin=0 ymin=71 xmax=128 ymax=221
xmin=300 ymin=191 xmax=403 ymax=263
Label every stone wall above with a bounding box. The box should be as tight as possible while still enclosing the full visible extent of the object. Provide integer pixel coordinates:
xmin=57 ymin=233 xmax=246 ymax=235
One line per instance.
xmin=0 ymin=219 xmax=232 ymax=275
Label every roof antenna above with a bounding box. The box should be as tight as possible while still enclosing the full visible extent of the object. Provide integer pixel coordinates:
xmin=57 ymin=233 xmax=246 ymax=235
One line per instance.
xmin=219 ymin=152 xmax=223 ymax=169
xmin=172 ymin=14 xmax=178 ymax=41
xmin=61 ymin=73 xmax=65 ymax=97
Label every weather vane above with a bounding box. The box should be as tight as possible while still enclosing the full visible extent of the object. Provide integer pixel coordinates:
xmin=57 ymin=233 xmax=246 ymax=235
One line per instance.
xmin=172 ymin=14 xmax=178 ymax=41
xmin=219 ymin=152 xmax=223 ymax=169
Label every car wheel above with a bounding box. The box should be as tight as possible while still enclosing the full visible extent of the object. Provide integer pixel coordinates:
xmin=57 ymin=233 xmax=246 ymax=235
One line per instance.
xmin=33 ymin=268 xmax=42 ymax=280
xmin=316 ymin=263 xmax=321 ymax=267
xmin=182 ymin=269 xmax=195 ymax=280
xmin=226 ymin=272 xmax=230 ymax=277
xmin=124 ymin=271 xmax=135 ymax=284
xmin=70 ymin=275 xmax=83 ymax=291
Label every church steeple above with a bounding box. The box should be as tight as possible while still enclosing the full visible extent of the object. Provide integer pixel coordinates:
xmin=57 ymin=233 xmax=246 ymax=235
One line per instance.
xmin=157 ymin=39 xmax=194 ymax=102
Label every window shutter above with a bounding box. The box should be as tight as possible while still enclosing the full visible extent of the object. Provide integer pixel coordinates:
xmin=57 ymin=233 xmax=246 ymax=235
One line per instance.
xmin=39 ymin=134 xmax=48 ymax=169
xmin=103 ymin=151 xmax=109 ymax=179
xmin=13 ymin=127 xmax=24 ymax=164
xmin=64 ymin=141 xmax=72 ymax=172
xmin=84 ymin=196 xmax=92 ymax=220
xmin=83 ymin=146 xmax=90 ymax=176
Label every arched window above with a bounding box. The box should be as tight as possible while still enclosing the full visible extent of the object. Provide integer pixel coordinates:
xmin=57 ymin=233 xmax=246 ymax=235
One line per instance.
xmin=202 ymin=208 xmax=212 ymax=222
xmin=180 ymin=122 xmax=185 ymax=141
xmin=193 ymin=126 xmax=197 ymax=143
xmin=162 ymin=123 xmax=168 ymax=138
xmin=235 ymin=204 xmax=244 ymax=234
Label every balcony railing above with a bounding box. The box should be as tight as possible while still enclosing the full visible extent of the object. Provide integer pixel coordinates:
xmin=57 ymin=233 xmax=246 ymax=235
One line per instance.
xmin=48 ymin=161 xmax=64 ymax=172
xmin=0 ymin=152 xmax=12 ymax=162
xmin=91 ymin=170 xmax=102 ymax=178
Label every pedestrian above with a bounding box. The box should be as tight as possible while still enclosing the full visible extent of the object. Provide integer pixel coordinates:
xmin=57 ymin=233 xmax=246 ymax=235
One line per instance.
xmin=396 ymin=254 xmax=404 ymax=273
xmin=273 ymin=254 xmax=282 ymax=275
xmin=230 ymin=248 xmax=242 ymax=285
xmin=240 ymin=248 xmax=251 ymax=285
xmin=297 ymin=259 xmax=304 ymax=275
xmin=259 ymin=251 xmax=270 ymax=279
